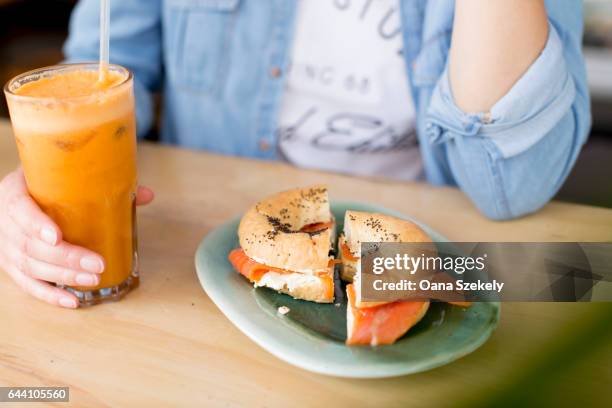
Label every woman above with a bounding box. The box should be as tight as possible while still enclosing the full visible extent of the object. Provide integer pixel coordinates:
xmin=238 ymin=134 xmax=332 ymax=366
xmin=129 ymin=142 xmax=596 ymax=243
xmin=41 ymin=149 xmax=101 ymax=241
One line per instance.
xmin=0 ymin=0 xmax=590 ymax=307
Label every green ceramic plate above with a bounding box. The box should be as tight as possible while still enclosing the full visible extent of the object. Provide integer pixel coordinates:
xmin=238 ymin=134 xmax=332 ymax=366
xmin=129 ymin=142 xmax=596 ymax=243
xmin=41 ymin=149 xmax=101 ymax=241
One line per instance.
xmin=194 ymin=201 xmax=500 ymax=378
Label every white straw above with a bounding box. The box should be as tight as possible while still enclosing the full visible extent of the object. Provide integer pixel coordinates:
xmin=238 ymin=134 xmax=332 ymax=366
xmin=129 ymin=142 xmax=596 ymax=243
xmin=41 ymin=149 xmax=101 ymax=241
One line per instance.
xmin=99 ymin=0 xmax=110 ymax=81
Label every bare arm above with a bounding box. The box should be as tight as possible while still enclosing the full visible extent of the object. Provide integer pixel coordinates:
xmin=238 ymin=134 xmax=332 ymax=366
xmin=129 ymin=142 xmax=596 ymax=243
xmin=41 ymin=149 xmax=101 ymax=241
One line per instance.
xmin=449 ymin=0 xmax=549 ymax=113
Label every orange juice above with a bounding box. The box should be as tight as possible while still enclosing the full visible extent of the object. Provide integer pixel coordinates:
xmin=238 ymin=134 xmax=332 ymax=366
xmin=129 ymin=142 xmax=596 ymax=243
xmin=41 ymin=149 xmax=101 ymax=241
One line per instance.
xmin=4 ymin=64 xmax=138 ymax=305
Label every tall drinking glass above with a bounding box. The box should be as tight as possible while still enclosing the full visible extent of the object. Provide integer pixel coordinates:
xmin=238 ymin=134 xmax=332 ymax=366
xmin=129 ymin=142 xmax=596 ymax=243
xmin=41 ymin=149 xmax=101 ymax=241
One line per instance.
xmin=4 ymin=63 xmax=139 ymax=306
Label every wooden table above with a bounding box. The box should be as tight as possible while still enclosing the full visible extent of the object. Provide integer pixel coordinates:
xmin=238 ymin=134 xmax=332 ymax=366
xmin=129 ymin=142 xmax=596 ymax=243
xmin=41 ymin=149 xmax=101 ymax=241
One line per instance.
xmin=0 ymin=118 xmax=611 ymax=407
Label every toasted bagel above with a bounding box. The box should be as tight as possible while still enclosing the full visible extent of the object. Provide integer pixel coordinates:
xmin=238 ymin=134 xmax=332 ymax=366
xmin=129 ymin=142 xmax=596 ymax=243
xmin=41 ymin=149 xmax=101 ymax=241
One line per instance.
xmin=255 ymin=270 xmax=334 ymax=303
xmin=343 ymin=210 xmax=432 ymax=260
xmin=238 ymin=185 xmax=333 ymax=274
xmin=339 ymin=211 xmax=432 ymax=282
xmin=340 ymin=211 xmax=434 ymax=337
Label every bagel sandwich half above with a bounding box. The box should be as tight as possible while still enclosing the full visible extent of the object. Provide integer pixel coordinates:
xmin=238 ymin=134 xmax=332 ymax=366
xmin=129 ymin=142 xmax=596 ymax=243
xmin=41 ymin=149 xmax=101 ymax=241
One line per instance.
xmin=339 ymin=210 xmax=432 ymax=283
xmin=228 ymin=186 xmax=336 ymax=303
xmin=340 ymin=211 xmax=432 ymax=346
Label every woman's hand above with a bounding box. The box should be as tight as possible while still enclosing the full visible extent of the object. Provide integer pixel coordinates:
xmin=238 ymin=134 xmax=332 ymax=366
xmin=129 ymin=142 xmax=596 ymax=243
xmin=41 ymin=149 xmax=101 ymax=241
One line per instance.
xmin=0 ymin=168 xmax=154 ymax=308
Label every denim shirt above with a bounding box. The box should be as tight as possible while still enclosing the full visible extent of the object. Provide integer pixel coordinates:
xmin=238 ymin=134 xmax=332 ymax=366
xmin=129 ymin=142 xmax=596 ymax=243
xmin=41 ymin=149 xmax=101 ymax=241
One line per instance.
xmin=64 ymin=0 xmax=591 ymax=220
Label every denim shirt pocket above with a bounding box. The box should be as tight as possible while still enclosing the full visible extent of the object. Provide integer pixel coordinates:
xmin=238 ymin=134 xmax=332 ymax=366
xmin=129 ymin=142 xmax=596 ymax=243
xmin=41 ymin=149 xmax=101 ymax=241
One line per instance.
xmin=165 ymin=0 xmax=241 ymax=94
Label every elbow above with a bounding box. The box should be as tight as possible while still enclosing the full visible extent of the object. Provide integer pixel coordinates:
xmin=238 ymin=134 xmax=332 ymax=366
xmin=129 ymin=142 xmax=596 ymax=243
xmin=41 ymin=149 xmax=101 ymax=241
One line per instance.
xmin=457 ymin=111 xmax=585 ymax=221
xmin=462 ymin=160 xmax=560 ymax=221
xmin=471 ymin=188 xmax=550 ymax=222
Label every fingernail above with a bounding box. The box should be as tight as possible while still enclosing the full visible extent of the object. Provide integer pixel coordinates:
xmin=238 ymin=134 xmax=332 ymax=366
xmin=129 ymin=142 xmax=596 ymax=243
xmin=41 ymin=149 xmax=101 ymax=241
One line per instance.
xmin=76 ymin=273 xmax=98 ymax=286
xmin=80 ymin=256 xmax=104 ymax=273
xmin=40 ymin=227 xmax=57 ymax=245
xmin=59 ymin=297 xmax=77 ymax=309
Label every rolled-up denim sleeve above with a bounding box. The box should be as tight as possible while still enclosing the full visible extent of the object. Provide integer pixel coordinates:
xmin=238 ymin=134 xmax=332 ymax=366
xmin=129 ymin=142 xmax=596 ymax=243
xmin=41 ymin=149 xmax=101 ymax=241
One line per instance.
xmin=63 ymin=0 xmax=162 ymax=138
xmin=426 ymin=20 xmax=591 ymax=220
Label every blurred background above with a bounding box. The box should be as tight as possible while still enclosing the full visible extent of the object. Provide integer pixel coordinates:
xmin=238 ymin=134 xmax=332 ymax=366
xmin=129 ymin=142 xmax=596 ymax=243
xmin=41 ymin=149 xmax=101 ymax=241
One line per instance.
xmin=0 ymin=0 xmax=611 ymax=209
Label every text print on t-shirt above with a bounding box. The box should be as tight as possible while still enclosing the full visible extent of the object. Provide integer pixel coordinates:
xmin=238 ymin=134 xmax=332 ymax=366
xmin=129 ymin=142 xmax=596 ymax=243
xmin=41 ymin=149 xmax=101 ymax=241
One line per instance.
xmin=277 ymin=0 xmax=421 ymax=180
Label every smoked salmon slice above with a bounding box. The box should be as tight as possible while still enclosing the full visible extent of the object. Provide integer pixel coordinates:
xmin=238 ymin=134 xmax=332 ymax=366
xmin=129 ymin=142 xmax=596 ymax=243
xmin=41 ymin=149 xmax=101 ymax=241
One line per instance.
xmin=340 ymin=242 xmax=359 ymax=262
xmin=346 ymin=283 xmax=429 ymax=346
xmin=228 ymin=248 xmax=279 ymax=282
xmin=300 ymin=221 xmax=334 ymax=233
xmin=228 ymin=248 xmax=334 ymax=300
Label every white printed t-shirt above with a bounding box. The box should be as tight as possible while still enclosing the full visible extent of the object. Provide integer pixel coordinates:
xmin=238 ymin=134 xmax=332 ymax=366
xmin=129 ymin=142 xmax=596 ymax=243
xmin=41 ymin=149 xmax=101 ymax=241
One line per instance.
xmin=277 ymin=0 xmax=423 ymax=181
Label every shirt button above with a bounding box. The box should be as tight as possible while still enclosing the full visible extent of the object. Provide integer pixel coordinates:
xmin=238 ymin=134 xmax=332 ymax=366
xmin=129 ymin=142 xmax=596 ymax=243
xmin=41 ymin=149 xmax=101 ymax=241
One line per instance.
xmin=426 ymin=123 xmax=443 ymax=142
xmin=258 ymin=139 xmax=271 ymax=151
xmin=481 ymin=112 xmax=493 ymax=124
xmin=270 ymin=66 xmax=282 ymax=78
